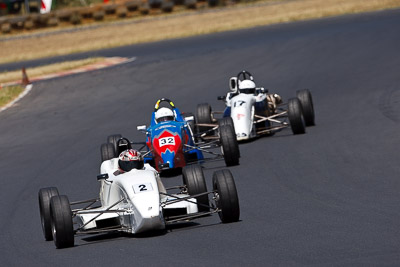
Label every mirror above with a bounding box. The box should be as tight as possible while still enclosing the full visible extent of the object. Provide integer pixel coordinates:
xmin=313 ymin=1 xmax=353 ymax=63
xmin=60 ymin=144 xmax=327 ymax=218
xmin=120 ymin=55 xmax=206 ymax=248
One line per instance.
xmin=137 ymin=125 xmax=147 ymax=131
xmin=97 ymin=173 xmax=109 ymax=180
xmin=258 ymin=87 xmax=268 ymax=94
xmin=229 ymin=77 xmax=237 ymax=92
xmin=184 ymin=116 xmax=194 ymax=122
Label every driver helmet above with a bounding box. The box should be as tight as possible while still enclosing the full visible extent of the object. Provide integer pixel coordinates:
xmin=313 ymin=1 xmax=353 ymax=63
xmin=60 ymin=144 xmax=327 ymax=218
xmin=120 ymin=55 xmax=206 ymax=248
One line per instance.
xmin=238 ymin=79 xmax=256 ymax=94
xmin=155 ymin=107 xmax=175 ymax=123
xmin=118 ymin=149 xmax=144 ymax=172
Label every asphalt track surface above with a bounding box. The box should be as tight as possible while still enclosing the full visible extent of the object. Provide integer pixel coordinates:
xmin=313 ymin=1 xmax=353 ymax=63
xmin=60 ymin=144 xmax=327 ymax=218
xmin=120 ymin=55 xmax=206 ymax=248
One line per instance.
xmin=1 ymin=8 xmax=400 ymax=266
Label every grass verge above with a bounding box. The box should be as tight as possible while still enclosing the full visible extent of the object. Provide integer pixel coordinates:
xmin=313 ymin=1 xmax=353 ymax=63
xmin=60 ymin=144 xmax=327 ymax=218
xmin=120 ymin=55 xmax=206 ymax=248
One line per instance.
xmin=1 ymin=0 xmax=400 ymax=64
xmin=0 ymin=57 xmax=105 ymax=84
xmin=0 ymin=85 xmax=24 ymax=108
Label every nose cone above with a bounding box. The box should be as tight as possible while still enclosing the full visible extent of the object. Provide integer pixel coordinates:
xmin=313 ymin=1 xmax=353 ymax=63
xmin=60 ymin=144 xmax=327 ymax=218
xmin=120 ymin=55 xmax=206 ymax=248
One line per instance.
xmin=230 ymin=94 xmax=255 ymax=141
xmin=231 ymin=108 xmax=252 ymax=140
xmin=134 ymin=198 xmax=165 ymax=233
xmin=162 ymin=149 xmax=175 ymax=168
xmin=152 ymin=126 xmax=183 ymax=169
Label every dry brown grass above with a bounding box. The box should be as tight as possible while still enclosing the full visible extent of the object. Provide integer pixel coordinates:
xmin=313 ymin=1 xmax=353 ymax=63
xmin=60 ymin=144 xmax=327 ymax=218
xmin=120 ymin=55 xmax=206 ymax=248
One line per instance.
xmin=0 ymin=57 xmax=104 ymax=83
xmin=1 ymin=0 xmax=399 ymax=64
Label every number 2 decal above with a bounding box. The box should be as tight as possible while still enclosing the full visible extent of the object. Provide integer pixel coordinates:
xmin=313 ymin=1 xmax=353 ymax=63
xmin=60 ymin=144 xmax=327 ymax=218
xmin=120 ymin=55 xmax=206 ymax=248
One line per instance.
xmin=138 ymin=184 xmax=147 ymax=191
xmin=133 ymin=183 xmax=153 ymax=194
xmin=159 ymin=137 xmax=175 ymax=147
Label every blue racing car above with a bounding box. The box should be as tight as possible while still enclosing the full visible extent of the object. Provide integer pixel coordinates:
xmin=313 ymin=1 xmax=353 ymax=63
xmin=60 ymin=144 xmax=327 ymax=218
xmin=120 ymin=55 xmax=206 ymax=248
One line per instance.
xmin=101 ymin=98 xmax=240 ymax=173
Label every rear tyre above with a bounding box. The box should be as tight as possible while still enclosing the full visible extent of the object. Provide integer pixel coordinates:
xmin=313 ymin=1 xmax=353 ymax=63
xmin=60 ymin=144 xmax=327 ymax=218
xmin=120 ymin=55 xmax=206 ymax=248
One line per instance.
xmin=39 ymin=187 xmax=59 ymax=241
xmin=196 ymin=103 xmax=212 ymax=133
xmin=296 ymin=89 xmax=315 ymax=126
xmin=288 ymin=98 xmax=305 ymax=135
xmin=107 ymin=134 xmax=122 ymax=154
xmin=50 ymin=195 xmax=74 ymax=249
xmin=182 ymin=165 xmax=209 ymax=212
xmin=212 ymin=170 xmax=240 ymax=223
xmin=218 ymin=121 xmax=240 ymax=166
xmin=101 ymin=143 xmax=116 ymax=162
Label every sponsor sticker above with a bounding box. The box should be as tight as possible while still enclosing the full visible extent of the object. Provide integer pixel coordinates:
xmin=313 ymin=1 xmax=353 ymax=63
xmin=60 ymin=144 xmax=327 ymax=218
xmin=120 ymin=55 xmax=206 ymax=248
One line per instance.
xmin=156 ymin=125 xmax=176 ymax=130
xmin=237 ymin=113 xmax=245 ymax=120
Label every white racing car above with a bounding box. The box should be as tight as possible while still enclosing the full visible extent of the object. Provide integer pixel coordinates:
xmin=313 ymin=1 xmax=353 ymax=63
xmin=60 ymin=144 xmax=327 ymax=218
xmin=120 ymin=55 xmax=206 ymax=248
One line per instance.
xmin=196 ymin=71 xmax=315 ymax=141
xmin=38 ymin=152 xmax=240 ymax=249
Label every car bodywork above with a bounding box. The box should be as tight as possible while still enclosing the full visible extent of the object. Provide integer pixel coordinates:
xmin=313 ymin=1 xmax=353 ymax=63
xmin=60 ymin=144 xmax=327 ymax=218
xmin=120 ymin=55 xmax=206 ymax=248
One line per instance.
xmin=197 ymin=71 xmax=315 ymax=141
xmin=38 ymin=164 xmax=240 ymax=249
xmin=77 ymin=160 xmax=197 ymax=234
xmin=100 ymin=99 xmax=239 ymax=172
xmin=140 ymin=99 xmax=203 ymax=171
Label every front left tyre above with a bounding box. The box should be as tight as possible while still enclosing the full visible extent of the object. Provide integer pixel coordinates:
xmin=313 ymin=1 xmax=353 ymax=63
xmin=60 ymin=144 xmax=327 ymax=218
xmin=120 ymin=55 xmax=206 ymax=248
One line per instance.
xmin=218 ymin=118 xmax=240 ymax=166
xmin=50 ymin=195 xmax=74 ymax=249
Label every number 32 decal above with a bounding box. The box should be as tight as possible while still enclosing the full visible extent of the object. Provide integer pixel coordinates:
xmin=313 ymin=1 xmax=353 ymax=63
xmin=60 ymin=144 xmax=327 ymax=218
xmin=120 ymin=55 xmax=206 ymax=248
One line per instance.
xmin=159 ymin=137 xmax=175 ymax=147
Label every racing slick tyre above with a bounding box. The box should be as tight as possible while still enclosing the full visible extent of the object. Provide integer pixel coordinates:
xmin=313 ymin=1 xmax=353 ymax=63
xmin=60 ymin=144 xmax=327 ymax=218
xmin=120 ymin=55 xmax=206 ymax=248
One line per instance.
xmin=101 ymin=143 xmax=116 ymax=162
xmin=38 ymin=187 xmax=59 ymax=241
xmin=296 ymin=89 xmax=315 ymax=126
xmin=196 ymin=103 xmax=212 ymax=133
xmin=218 ymin=117 xmax=240 ymax=157
xmin=107 ymin=134 xmax=122 ymax=154
xmin=50 ymin=195 xmax=74 ymax=249
xmin=212 ymin=169 xmax=240 ymax=223
xmin=182 ymin=165 xmax=209 ymax=212
xmin=218 ymin=123 xmax=240 ymax=166
xmin=288 ymin=98 xmax=306 ymax=135
xmin=218 ymin=116 xmax=234 ymax=129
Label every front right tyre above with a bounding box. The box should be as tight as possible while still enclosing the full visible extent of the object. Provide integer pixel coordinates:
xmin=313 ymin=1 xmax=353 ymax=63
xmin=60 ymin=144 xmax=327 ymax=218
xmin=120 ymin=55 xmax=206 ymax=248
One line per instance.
xmin=100 ymin=143 xmax=116 ymax=162
xmin=196 ymin=103 xmax=212 ymax=133
xmin=218 ymin=116 xmax=235 ymax=129
xmin=287 ymin=98 xmax=306 ymax=135
xmin=212 ymin=169 xmax=240 ymax=223
xmin=38 ymin=187 xmax=59 ymax=241
xmin=296 ymin=89 xmax=315 ymax=126
xmin=50 ymin=195 xmax=74 ymax=249
xmin=107 ymin=134 xmax=122 ymax=154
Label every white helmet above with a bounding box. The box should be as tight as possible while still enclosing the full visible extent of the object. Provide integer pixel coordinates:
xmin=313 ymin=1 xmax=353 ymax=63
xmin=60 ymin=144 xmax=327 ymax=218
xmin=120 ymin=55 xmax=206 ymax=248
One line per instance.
xmin=238 ymin=80 xmax=256 ymax=94
xmin=155 ymin=107 xmax=175 ymax=123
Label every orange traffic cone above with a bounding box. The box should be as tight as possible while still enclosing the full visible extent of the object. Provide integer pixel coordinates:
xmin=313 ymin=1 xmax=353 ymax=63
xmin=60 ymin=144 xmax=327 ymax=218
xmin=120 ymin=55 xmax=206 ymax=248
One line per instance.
xmin=22 ymin=67 xmax=30 ymax=86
